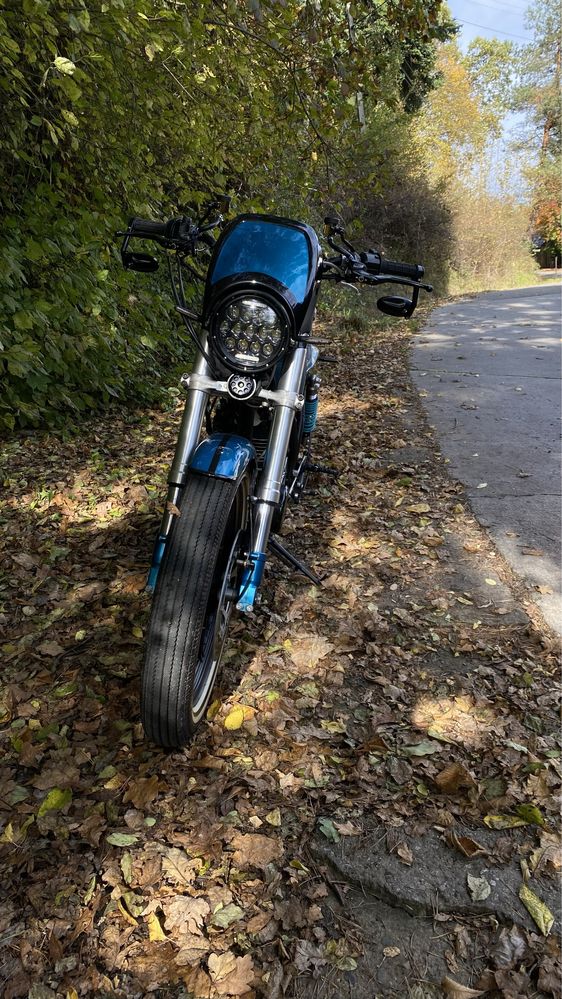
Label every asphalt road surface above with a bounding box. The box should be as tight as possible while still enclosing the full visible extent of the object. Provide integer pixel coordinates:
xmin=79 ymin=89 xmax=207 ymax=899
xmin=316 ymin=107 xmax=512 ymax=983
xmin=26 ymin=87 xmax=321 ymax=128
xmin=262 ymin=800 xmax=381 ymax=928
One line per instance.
xmin=412 ymin=284 xmax=561 ymax=635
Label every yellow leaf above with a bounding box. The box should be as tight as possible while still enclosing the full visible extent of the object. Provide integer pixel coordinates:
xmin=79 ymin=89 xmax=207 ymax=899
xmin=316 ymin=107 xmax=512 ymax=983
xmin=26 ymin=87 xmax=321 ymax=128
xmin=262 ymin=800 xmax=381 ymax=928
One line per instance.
xmin=207 ymin=698 xmax=221 ymax=720
xmin=484 ymin=813 xmax=527 ymax=830
xmin=265 ymin=808 xmax=281 ymax=827
xmin=132 ymin=625 xmax=143 ymax=638
xmin=66 ymin=990 xmax=79 ymax=999
xmin=146 ymin=911 xmax=166 ymax=941
xmin=519 ymin=883 xmax=554 ymax=935
xmin=484 ymin=578 xmax=497 ymax=586
xmin=311 ymin=151 xmax=318 ymax=161
xmin=117 ymin=898 xmax=137 ymax=927
xmin=224 ymin=705 xmax=245 ymax=730
xmin=407 ymin=502 xmax=431 ymax=514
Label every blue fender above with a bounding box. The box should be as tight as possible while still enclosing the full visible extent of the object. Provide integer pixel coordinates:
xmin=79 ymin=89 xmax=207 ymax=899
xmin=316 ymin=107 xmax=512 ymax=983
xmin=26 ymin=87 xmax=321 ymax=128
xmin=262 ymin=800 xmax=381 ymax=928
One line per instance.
xmin=189 ymin=433 xmax=256 ymax=481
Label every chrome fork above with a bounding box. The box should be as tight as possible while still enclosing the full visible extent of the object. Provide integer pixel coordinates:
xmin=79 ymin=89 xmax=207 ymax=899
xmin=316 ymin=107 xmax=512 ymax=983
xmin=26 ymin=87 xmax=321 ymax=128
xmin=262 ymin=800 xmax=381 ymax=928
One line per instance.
xmin=237 ymin=346 xmax=308 ymax=612
xmin=147 ymin=344 xmax=213 ymax=590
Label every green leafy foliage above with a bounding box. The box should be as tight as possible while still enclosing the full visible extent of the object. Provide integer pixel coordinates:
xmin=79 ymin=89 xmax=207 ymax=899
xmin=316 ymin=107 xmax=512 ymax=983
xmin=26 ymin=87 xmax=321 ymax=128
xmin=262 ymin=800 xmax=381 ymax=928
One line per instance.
xmin=0 ymin=0 xmax=453 ymax=430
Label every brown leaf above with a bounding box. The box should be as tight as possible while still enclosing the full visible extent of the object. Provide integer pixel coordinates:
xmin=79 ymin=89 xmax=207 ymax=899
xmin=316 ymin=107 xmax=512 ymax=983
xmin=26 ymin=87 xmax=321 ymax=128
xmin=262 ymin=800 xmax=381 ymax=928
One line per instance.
xmin=288 ymin=634 xmax=334 ymax=672
xmin=161 ymin=846 xmax=199 ymax=884
xmin=123 ymin=775 xmax=162 ymax=809
xmin=208 ymin=951 xmax=255 ymax=996
xmin=246 ymin=911 xmax=274 ymax=935
xmin=182 ymin=966 xmax=213 ymax=998
xmin=126 ymin=942 xmax=180 ymax=990
xmin=447 ymin=832 xmax=488 ymax=859
xmin=163 ymin=895 xmax=209 ymax=936
xmin=435 ymin=762 xmax=476 ymax=794
xmin=230 ymin=832 xmax=282 ymax=870
xmin=396 ymin=842 xmax=414 ymax=866
xmin=441 ymin=976 xmax=484 ymax=998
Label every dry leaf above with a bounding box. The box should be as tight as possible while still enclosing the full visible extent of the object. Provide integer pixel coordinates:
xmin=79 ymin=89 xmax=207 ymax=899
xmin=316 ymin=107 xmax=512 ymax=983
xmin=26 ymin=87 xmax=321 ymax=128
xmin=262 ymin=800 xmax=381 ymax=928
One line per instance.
xmin=265 ymin=807 xmax=281 ymax=827
xmin=467 ymin=873 xmax=491 ymax=901
xmin=224 ymin=704 xmax=254 ymax=730
xmin=208 ymin=951 xmax=255 ymax=996
xmin=383 ymin=946 xmax=401 ymax=958
xmin=161 ymin=846 xmax=198 ymax=884
xmin=163 ymin=895 xmax=210 ymax=935
xmin=447 ymin=832 xmax=488 ymax=859
xmin=288 ymin=634 xmax=333 ymax=671
xmin=396 ymin=842 xmax=413 ymax=866
xmin=518 ymin=883 xmax=554 ymax=935
xmin=442 ymin=976 xmax=484 ymax=998
xmin=123 ymin=775 xmax=162 ymax=809
xmin=435 ymin=762 xmax=476 ymax=794
xmin=146 ymin=911 xmax=166 ymax=941
xmin=230 ymin=832 xmax=282 ymax=870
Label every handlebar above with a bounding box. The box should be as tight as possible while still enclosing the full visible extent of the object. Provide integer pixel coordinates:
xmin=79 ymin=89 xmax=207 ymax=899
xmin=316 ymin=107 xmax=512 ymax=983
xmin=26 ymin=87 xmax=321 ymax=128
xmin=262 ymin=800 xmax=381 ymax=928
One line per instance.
xmin=360 ymin=250 xmax=424 ymax=283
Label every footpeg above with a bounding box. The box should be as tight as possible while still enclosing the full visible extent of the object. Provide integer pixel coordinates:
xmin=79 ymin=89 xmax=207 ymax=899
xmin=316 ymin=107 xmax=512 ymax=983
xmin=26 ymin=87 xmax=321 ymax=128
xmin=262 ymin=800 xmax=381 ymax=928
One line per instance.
xmin=306 ymin=462 xmax=339 ymax=478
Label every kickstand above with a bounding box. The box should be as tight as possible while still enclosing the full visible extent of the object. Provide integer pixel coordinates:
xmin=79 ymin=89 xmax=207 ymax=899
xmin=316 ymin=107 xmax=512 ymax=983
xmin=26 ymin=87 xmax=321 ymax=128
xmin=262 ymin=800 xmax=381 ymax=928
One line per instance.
xmin=268 ymin=536 xmax=323 ymax=586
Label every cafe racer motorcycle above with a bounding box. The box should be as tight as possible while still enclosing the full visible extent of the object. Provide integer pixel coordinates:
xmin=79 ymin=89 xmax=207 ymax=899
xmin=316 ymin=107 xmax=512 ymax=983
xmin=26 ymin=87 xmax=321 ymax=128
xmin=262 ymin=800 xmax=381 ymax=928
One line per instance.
xmin=118 ymin=203 xmax=432 ymax=747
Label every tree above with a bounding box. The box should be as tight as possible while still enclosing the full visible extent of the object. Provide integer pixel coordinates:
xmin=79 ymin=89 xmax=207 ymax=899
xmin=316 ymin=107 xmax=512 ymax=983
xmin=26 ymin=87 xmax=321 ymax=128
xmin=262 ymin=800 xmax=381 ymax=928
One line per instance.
xmin=512 ymin=0 xmax=561 ymax=258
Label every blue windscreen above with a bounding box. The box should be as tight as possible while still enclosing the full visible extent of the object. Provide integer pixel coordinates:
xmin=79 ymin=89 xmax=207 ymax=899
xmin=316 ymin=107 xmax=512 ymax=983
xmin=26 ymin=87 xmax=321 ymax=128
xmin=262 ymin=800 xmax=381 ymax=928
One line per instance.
xmin=210 ymin=219 xmax=312 ymax=302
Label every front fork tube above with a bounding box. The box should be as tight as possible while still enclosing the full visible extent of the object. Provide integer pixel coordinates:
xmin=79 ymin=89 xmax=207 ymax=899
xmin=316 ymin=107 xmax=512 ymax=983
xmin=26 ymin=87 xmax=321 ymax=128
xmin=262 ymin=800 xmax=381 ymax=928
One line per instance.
xmin=237 ymin=346 xmax=308 ymax=612
xmin=147 ymin=347 xmax=213 ymax=590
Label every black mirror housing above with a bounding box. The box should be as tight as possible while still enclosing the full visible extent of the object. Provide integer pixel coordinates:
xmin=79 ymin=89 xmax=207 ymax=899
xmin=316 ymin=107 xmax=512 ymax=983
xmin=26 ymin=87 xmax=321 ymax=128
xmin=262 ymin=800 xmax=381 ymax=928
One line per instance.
xmin=122 ymin=251 xmax=159 ymax=273
xmin=377 ymin=295 xmax=413 ymax=318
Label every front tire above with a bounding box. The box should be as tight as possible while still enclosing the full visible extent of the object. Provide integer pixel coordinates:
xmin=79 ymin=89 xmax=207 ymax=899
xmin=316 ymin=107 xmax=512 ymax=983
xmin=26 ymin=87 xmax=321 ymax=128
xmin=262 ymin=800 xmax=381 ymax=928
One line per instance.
xmin=141 ymin=473 xmax=249 ymax=748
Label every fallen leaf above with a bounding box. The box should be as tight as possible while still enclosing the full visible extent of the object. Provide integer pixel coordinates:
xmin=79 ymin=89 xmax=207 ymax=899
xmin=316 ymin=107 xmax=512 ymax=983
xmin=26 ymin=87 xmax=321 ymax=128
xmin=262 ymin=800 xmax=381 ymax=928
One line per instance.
xmin=435 ymin=762 xmax=476 ymax=794
xmin=447 ymin=832 xmax=488 ymax=859
xmin=224 ymin=704 xmax=254 ymax=730
xmin=485 ymin=578 xmax=497 ymax=586
xmin=106 ymin=832 xmax=138 ymax=847
xmin=211 ymin=904 xmax=244 ymax=929
xmin=407 ymin=502 xmax=431 ymax=514
xmin=476 ymin=482 xmax=487 ymax=489
xmin=38 ymin=640 xmax=65 ymax=657
xmin=161 ymin=846 xmax=198 ymax=884
xmin=164 ymin=895 xmax=210 ymax=935
xmin=402 ymin=739 xmax=441 ymax=757
xmin=442 ymin=976 xmax=484 ymax=998
xmin=208 ymin=951 xmax=255 ymax=995
xmin=230 ymin=832 xmax=282 ymax=869
xmin=397 ymin=842 xmax=413 ymax=866
xmin=490 ymin=924 xmax=527 ymax=970
xmin=483 ymin=814 xmax=527 ymax=830
xmin=519 ymin=883 xmax=554 ymax=935
xmin=288 ymin=634 xmax=333 ymax=672
xmin=265 ymin=807 xmax=281 ymax=827
xmin=521 ymin=547 xmax=544 ymax=556
xmin=467 ymin=873 xmax=491 ymax=901
xmin=123 ymin=776 xmax=162 ymax=809
xmin=515 ymin=803 xmax=544 ymax=826
xmin=37 ymin=787 xmax=72 ymax=817
xmin=383 ymin=946 xmax=401 ymax=958
xmin=146 ymin=911 xmax=166 ymax=941
xmin=317 ymin=817 xmax=340 ymax=842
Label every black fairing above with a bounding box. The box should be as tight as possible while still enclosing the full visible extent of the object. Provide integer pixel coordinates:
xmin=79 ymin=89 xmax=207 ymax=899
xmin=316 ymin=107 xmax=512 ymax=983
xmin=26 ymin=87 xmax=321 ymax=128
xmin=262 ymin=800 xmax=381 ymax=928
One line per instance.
xmin=203 ymin=214 xmax=321 ymax=336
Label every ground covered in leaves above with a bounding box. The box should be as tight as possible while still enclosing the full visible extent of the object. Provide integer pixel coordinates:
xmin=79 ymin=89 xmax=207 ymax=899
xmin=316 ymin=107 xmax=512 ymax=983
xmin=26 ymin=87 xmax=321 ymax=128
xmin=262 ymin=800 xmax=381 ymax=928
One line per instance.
xmin=0 ymin=317 xmax=560 ymax=999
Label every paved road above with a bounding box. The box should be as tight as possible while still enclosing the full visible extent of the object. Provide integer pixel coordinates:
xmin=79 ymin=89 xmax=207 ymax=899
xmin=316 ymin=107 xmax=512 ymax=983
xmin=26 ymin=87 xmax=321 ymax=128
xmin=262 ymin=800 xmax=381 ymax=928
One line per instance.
xmin=412 ymin=285 xmax=561 ymax=635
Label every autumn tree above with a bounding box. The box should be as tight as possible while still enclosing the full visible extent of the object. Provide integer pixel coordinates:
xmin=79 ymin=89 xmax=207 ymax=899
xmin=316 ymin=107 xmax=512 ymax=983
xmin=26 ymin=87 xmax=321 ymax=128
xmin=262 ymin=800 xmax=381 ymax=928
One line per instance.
xmin=514 ymin=0 xmax=561 ymax=259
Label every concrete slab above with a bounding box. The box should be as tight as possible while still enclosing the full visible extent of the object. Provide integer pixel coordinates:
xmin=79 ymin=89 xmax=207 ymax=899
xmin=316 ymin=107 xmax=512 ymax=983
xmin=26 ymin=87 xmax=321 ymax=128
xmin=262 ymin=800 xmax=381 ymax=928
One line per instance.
xmin=412 ymin=286 xmax=562 ymax=635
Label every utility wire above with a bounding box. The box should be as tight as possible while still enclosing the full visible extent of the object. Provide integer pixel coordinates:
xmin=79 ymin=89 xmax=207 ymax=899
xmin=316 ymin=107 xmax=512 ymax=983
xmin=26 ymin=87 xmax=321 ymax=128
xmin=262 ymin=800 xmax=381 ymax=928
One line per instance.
xmin=456 ymin=18 xmax=531 ymax=41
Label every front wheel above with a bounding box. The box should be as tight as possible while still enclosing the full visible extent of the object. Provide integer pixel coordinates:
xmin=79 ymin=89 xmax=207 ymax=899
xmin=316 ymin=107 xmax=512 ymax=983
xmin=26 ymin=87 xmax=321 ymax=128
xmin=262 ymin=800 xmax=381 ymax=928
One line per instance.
xmin=141 ymin=473 xmax=249 ymax=748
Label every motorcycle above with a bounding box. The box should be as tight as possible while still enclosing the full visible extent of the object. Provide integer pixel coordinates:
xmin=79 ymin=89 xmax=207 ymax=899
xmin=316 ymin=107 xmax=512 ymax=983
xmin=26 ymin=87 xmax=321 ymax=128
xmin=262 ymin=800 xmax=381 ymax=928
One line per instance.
xmin=118 ymin=202 xmax=432 ymax=747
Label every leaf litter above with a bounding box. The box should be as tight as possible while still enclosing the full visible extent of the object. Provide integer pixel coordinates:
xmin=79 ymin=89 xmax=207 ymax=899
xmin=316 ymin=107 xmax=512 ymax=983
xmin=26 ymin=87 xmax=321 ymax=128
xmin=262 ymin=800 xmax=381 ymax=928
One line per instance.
xmin=0 ymin=317 xmax=560 ymax=997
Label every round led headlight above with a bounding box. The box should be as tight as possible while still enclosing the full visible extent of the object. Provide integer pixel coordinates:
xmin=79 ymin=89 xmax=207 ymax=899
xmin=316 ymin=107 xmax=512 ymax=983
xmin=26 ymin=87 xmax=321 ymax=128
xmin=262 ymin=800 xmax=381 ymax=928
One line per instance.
xmin=210 ymin=295 xmax=290 ymax=373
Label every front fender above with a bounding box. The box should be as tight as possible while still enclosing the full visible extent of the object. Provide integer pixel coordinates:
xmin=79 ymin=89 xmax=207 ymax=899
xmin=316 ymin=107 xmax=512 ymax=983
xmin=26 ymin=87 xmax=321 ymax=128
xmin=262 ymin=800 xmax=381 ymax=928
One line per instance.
xmin=189 ymin=433 xmax=256 ymax=481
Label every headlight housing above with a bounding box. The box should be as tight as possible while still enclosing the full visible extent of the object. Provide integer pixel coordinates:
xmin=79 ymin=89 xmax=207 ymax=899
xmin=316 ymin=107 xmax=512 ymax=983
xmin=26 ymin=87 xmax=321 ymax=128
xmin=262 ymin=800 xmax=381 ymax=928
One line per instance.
xmin=210 ymin=294 xmax=291 ymax=373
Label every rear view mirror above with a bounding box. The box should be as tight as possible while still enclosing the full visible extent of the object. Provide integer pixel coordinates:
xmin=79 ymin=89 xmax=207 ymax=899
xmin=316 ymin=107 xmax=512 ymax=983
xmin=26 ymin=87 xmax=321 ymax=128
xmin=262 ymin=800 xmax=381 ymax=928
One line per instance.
xmin=122 ymin=251 xmax=159 ymax=273
xmin=377 ymin=295 xmax=412 ymax=318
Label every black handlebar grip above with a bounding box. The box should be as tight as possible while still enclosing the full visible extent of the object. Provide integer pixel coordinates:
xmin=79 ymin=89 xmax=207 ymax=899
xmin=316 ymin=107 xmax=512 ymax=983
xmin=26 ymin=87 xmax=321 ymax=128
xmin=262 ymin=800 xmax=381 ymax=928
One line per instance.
xmin=129 ymin=217 xmax=168 ymax=238
xmin=378 ymin=257 xmax=424 ymax=281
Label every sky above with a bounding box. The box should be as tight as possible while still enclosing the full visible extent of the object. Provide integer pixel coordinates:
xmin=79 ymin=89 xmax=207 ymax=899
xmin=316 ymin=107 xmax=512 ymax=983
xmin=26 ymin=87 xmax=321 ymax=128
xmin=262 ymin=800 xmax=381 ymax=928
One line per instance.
xmin=446 ymin=0 xmax=533 ymax=51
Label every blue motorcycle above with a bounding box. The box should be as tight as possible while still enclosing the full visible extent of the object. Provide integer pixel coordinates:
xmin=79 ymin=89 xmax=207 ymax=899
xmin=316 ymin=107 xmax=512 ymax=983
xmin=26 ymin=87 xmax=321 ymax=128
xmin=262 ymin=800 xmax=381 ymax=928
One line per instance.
xmin=118 ymin=203 xmax=432 ymax=747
